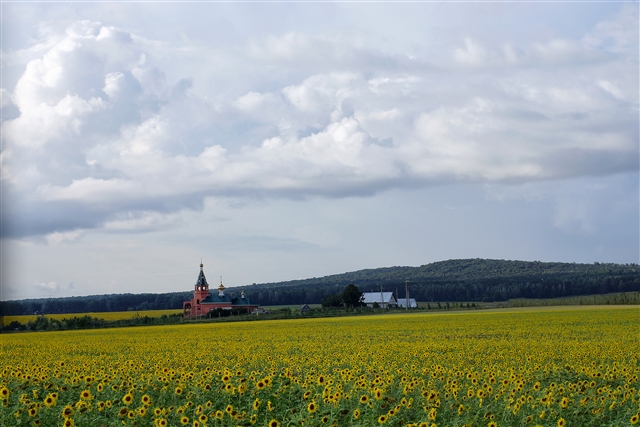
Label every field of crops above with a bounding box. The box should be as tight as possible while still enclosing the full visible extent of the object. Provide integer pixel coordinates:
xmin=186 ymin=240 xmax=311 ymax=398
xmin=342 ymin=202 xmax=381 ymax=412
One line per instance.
xmin=2 ymin=309 xmax=183 ymax=325
xmin=1 ymin=307 xmax=638 ymax=427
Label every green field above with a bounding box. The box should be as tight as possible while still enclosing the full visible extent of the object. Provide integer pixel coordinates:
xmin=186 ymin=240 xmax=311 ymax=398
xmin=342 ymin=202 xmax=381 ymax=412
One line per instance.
xmin=2 ymin=309 xmax=183 ymax=325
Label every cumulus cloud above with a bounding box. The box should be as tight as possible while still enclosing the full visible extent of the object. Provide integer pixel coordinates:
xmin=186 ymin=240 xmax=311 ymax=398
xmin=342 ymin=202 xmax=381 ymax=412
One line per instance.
xmin=1 ymin=7 xmax=638 ymax=239
xmin=34 ymin=280 xmax=74 ymax=293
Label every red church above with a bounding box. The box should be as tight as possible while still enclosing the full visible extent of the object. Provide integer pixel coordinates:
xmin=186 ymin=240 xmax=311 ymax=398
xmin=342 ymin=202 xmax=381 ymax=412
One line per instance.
xmin=183 ymin=263 xmax=259 ymax=318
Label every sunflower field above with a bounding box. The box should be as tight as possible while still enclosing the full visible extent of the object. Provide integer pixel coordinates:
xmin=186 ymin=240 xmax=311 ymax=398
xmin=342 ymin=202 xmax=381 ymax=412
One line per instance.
xmin=1 ymin=307 xmax=638 ymax=427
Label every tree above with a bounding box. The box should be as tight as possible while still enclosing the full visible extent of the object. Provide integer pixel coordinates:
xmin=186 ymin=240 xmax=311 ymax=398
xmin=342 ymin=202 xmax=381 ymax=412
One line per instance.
xmin=342 ymin=284 xmax=363 ymax=307
xmin=321 ymin=294 xmax=343 ymax=308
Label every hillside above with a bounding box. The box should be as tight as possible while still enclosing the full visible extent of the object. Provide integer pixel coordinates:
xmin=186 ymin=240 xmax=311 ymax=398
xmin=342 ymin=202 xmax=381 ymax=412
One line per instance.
xmin=243 ymin=259 xmax=640 ymax=305
xmin=1 ymin=259 xmax=638 ymax=315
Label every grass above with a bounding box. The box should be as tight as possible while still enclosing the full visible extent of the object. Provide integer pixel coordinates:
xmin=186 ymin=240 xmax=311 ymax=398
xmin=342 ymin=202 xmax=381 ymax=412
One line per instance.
xmin=2 ymin=309 xmax=182 ymax=324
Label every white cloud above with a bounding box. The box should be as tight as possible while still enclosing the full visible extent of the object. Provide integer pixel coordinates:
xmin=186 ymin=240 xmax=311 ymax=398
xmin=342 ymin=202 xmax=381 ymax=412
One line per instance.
xmin=34 ymin=280 xmax=74 ymax=293
xmin=102 ymin=211 xmax=183 ymax=233
xmin=598 ymin=80 xmax=623 ymax=100
xmin=45 ymin=230 xmax=85 ymax=246
xmin=454 ymin=38 xmax=486 ymax=65
xmin=2 ymin=8 xmax=638 ymax=239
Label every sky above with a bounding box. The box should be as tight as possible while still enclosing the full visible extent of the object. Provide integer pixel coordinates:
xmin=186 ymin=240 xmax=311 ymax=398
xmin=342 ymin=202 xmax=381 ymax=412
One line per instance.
xmin=1 ymin=1 xmax=638 ymax=301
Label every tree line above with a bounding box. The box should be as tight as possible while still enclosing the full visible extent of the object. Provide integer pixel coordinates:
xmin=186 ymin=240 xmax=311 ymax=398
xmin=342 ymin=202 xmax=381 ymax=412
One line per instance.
xmin=2 ymin=259 xmax=639 ymax=316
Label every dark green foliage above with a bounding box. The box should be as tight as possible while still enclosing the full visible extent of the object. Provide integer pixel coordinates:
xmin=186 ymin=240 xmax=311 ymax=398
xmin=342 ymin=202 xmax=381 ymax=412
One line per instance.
xmin=321 ymin=293 xmax=343 ymax=308
xmin=0 ymin=313 xmax=184 ymax=333
xmin=341 ymin=284 xmax=363 ymax=307
xmin=0 ymin=292 xmax=191 ymax=316
xmin=206 ymin=307 xmax=249 ymax=318
xmin=242 ymin=259 xmax=639 ymax=305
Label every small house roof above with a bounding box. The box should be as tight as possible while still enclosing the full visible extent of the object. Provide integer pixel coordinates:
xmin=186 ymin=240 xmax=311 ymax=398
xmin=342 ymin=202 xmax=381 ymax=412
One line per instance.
xmin=397 ymin=298 xmax=417 ymax=308
xmin=362 ymin=292 xmax=396 ymax=304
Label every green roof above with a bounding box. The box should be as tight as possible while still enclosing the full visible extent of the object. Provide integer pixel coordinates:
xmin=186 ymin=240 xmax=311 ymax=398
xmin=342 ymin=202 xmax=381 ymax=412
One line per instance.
xmin=200 ymin=294 xmax=255 ymax=306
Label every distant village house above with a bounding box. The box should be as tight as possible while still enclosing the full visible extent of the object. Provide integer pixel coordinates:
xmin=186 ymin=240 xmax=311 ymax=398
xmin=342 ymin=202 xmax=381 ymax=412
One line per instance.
xmin=397 ymin=298 xmax=418 ymax=308
xmin=362 ymin=291 xmax=398 ymax=308
xmin=300 ymin=303 xmax=311 ymax=313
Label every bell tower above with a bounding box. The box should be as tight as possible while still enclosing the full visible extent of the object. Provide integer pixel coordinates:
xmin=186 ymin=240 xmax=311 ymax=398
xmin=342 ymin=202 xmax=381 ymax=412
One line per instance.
xmin=194 ymin=262 xmax=210 ymax=303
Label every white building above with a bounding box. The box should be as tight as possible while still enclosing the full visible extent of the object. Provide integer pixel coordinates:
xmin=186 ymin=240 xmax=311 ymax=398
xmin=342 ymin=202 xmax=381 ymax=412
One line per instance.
xmin=362 ymin=292 xmax=398 ymax=308
xmin=397 ymin=298 xmax=418 ymax=308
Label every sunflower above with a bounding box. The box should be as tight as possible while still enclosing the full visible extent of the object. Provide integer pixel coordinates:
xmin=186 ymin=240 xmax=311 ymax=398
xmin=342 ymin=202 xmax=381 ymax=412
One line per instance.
xmin=28 ymin=407 xmax=37 ymax=417
xmin=175 ymin=387 xmax=183 ymax=395
xmin=256 ymin=381 xmax=266 ymax=389
xmin=199 ymin=414 xmax=208 ymax=422
xmin=122 ymin=393 xmax=133 ymax=405
xmin=215 ymin=410 xmax=224 ymax=420
xmin=142 ymin=395 xmax=152 ymax=406
xmin=631 ymin=414 xmax=639 ymax=425
xmin=353 ymin=409 xmax=360 ymax=419
xmin=359 ymin=395 xmax=369 ymax=404
xmin=307 ymin=402 xmax=317 ymax=413
xmin=488 ymin=422 xmax=497 ymax=427
xmin=139 ymin=407 xmax=147 ymax=416
xmin=557 ymin=418 xmax=566 ymax=427
xmin=61 ymin=405 xmax=74 ymax=417
xmin=428 ymin=408 xmax=437 ymax=421
xmin=44 ymin=395 xmax=56 ymax=407
xmin=226 ymin=404 xmax=234 ymax=413
xmin=63 ymin=419 xmax=74 ymax=427
xmin=80 ymin=390 xmax=92 ymax=400
xmin=268 ymin=419 xmax=281 ymax=427
xmin=378 ymin=414 xmax=388 ymax=424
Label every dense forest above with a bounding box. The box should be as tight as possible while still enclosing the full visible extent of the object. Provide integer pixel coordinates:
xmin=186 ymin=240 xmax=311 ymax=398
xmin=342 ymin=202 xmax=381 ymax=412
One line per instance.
xmin=2 ymin=259 xmax=639 ymax=316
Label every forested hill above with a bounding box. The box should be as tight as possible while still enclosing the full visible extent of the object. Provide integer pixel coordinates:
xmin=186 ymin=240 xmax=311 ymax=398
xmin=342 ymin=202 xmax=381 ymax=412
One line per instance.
xmin=1 ymin=259 xmax=638 ymax=315
xmin=244 ymin=259 xmax=639 ymax=305
xmin=253 ymin=259 xmax=637 ymax=288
